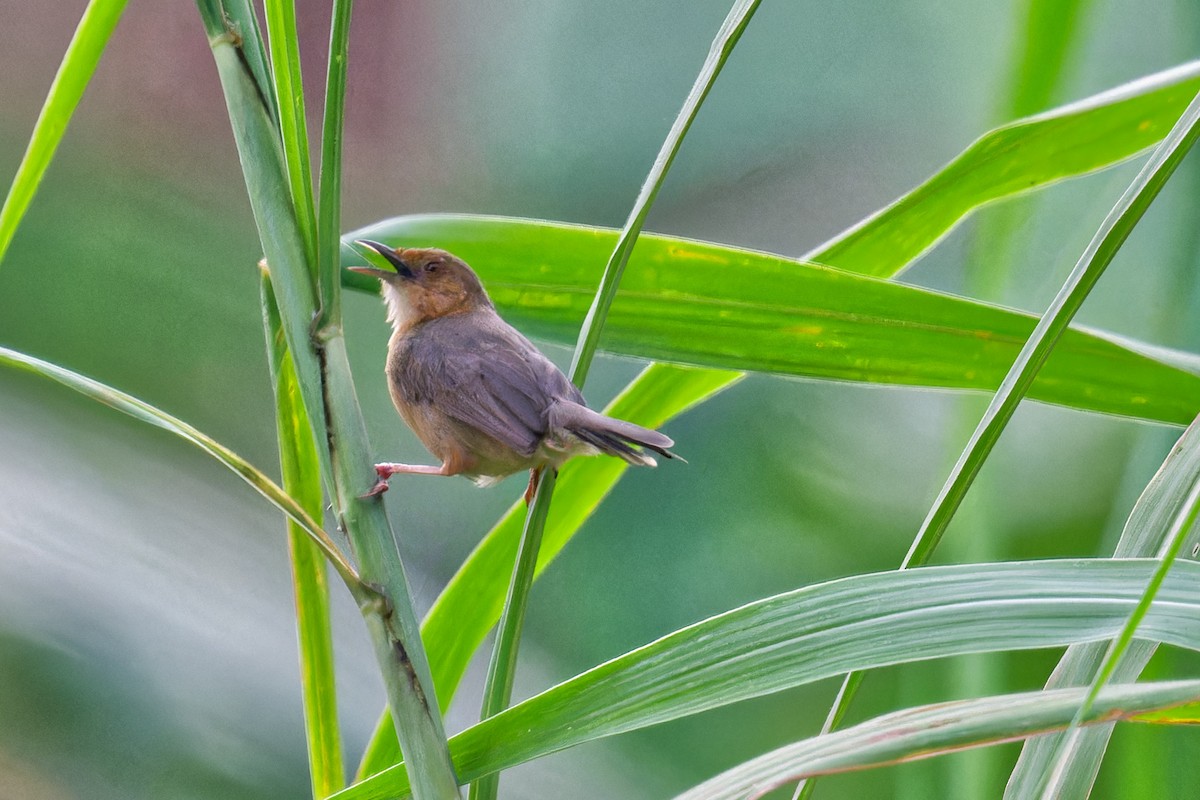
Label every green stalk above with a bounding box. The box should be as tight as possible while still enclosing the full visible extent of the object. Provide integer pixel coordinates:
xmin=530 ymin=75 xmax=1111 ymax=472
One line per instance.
xmin=471 ymin=3 xmax=763 ymax=799
xmin=468 ymin=469 xmax=558 ymax=800
xmin=195 ymin=3 xmax=460 ymax=796
xmin=263 ymin=274 xmax=346 ymax=798
xmin=798 ymin=84 xmax=1200 ymax=799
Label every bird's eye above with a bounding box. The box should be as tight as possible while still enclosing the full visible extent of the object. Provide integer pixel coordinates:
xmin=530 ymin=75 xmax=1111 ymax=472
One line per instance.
xmin=423 ymin=262 xmax=439 ymax=273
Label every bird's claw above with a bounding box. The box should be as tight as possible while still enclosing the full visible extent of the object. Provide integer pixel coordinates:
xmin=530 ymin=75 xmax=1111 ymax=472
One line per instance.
xmin=361 ymin=478 xmax=391 ymax=498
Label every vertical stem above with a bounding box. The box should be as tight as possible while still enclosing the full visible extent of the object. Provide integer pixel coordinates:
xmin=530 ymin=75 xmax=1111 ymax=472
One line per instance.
xmin=263 ymin=274 xmax=346 ymax=798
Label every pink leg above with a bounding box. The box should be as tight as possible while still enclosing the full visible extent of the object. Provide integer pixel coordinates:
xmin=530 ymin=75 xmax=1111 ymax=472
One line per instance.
xmin=363 ymin=462 xmax=455 ymax=497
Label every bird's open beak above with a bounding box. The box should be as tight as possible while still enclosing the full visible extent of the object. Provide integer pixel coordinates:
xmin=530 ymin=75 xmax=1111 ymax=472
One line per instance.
xmin=349 ymin=239 xmax=414 ymax=279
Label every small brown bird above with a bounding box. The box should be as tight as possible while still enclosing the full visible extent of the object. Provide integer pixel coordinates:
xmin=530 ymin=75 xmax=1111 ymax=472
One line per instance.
xmin=349 ymin=240 xmax=677 ymax=500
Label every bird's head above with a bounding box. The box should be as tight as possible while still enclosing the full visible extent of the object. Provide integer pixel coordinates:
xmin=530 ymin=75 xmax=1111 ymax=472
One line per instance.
xmin=349 ymin=241 xmax=492 ymax=332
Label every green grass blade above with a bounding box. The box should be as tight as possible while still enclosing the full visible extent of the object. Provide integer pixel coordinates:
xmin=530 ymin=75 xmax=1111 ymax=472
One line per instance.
xmin=567 ymin=0 xmax=761 ymax=386
xmin=356 ymin=364 xmax=736 ymax=778
xmin=316 ymin=0 xmax=353 ymax=328
xmin=263 ymin=275 xmax=346 ymax=798
xmin=0 ymin=0 xmax=128 ymax=268
xmin=1006 ymin=415 xmax=1200 ymax=797
xmin=677 ymin=682 xmax=1200 ymax=800
xmin=346 ymin=216 xmax=1200 ymax=426
xmin=263 ymin=0 xmax=318 ymax=269
xmin=336 ymin=559 xmax=1200 ymax=799
xmin=0 ymin=344 xmax=356 ymax=584
xmin=471 ymin=4 xmax=762 ymax=799
xmin=812 ymin=60 xmax=1200 ymax=277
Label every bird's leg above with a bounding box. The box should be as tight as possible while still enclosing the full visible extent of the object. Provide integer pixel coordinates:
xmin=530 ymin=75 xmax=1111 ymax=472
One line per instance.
xmin=363 ymin=462 xmax=456 ymax=497
xmin=524 ymin=466 xmax=544 ymax=506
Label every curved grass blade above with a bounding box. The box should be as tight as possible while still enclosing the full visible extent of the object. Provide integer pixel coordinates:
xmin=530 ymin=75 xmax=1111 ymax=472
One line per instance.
xmin=336 ymin=558 xmax=1200 ymax=799
xmin=1006 ymin=415 xmax=1200 ymax=796
xmin=0 ymin=344 xmax=357 ymax=584
xmin=676 ymin=682 xmax=1200 ymax=800
xmin=472 ymin=4 xmax=762 ymax=799
xmin=346 ymin=215 xmax=1200 ymax=426
xmin=812 ymin=60 xmax=1200 ymax=277
xmin=0 ymin=0 xmax=129 ymax=268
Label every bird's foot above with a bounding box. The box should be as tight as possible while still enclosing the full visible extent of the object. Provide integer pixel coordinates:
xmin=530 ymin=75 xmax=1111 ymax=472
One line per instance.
xmin=361 ymin=478 xmax=391 ymax=498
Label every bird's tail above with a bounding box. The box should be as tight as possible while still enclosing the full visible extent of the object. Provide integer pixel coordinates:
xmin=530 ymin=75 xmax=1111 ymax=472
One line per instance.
xmin=551 ymin=402 xmax=678 ymax=467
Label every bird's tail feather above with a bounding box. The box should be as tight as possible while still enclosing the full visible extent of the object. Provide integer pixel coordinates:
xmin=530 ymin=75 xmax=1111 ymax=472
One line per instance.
xmin=552 ymin=402 xmax=678 ymax=467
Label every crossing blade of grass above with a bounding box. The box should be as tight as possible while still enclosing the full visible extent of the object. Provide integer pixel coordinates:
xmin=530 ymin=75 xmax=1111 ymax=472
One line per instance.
xmin=470 ymin=5 xmax=762 ymax=799
xmin=674 ymin=682 xmax=1200 ymax=800
xmin=336 ymin=558 xmax=1200 ymax=800
xmin=1005 ymin=415 xmax=1200 ymax=797
xmin=0 ymin=344 xmax=357 ymax=585
xmin=263 ymin=275 xmax=345 ymax=798
xmin=806 ymin=85 xmax=1200 ymax=775
xmin=0 ymin=0 xmax=128 ymax=268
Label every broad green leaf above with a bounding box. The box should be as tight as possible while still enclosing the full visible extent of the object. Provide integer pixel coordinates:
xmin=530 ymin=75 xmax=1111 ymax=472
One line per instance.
xmin=674 ymin=682 xmax=1200 ymax=800
xmin=338 ymin=558 xmax=1200 ymax=799
xmin=1007 ymin=414 xmax=1200 ymax=796
xmin=0 ymin=0 xmax=128 ymax=267
xmin=345 ymin=215 xmax=1200 ymax=426
xmin=0 ymin=344 xmax=355 ymax=583
xmin=812 ymin=60 xmax=1200 ymax=277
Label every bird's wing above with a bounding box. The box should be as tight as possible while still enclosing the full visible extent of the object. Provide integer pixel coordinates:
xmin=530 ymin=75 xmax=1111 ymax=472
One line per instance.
xmin=400 ymin=313 xmax=581 ymax=457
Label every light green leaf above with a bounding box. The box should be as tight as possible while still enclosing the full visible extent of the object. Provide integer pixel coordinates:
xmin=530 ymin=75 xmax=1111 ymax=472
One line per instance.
xmin=339 ymin=559 xmax=1200 ymax=799
xmin=812 ymin=60 xmax=1200 ymax=277
xmin=674 ymin=682 xmax=1200 ymax=800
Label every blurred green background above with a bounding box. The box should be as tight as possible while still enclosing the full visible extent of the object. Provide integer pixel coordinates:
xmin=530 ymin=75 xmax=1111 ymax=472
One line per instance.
xmin=3 ymin=1 xmax=1200 ymax=797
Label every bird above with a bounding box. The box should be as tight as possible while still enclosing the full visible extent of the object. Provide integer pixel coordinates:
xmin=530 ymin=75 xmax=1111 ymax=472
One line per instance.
xmin=348 ymin=240 xmax=678 ymax=501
